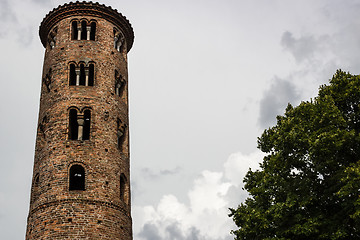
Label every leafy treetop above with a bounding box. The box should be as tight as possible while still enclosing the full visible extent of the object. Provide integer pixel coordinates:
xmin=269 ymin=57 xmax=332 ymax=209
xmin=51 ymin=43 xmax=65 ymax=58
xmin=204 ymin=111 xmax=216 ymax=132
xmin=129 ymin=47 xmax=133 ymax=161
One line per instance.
xmin=230 ymin=70 xmax=360 ymax=240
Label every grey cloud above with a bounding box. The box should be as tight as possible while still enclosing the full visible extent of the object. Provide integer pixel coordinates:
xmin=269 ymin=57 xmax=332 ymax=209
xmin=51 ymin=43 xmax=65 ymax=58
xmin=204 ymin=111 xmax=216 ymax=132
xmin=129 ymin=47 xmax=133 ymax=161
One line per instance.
xmin=281 ymin=31 xmax=320 ymax=63
xmin=165 ymin=223 xmax=186 ymax=240
xmin=0 ymin=0 xmax=17 ymax=37
xmin=165 ymin=223 xmax=200 ymax=240
xmin=0 ymin=0 xmax=16 ymax=21
xmin=141 ymin=167 xmax=182 ymax=180
xmin=226 ymin=185 xmax=248 ymax=209
xmin=138 ymin=223 xmax=162 ymax=240
xmin=138 ymin=222 xmax=201 ymax=240
xmin=31 ymin=0 xmax=53 ymax=5
xmin=160 ymin=167 xmax=182 ymax=175
xmin=258 ymin=77 xmax=301 ymax=129
xmin=17 ymin=26 xmax=34 ymax=47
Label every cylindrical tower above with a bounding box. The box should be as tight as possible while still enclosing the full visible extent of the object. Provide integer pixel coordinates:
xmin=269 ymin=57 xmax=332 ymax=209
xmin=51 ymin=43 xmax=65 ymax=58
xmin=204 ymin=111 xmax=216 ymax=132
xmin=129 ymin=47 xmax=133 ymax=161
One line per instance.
xmin=26 ymin=2 xmax=134 ymax=239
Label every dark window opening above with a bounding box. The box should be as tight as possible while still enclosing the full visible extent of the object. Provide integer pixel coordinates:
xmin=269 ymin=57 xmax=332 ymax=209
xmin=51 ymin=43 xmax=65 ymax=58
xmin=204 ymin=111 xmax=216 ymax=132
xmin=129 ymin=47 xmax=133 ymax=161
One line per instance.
xmin=117 ymin=118 xmax=126 ymax=151
xmin=79 ymin=64 xmax=86 ymax=86
xmin=88 ymin=64 xmax=94 ymax=86
xmin=69 ymin=64 xmax=76 ymax=85
xmin=113 ymin=29 xmax=124 ymax=52
xmin=34 ymin=174 xmax=39 ymax=186
xmin=83 ymin=110 xmax=91 ymax=140
xmin=43 ymin=68 xmax=52 ymax=92
xmin=69 ymin=109 xmax=78 ymax=140
xmin=72 ymin=21 xmax=78 ymax=40
xmin=90 ymin=22 xmax=96 ymax=40
xmin=115 ymin=70 xmax=125 ymax=97
xmin=69 ymin=165 xmax=85 ymax=191
xmin=119 ymin=81 xmax=126 ymax=98
xmin=120 ymin=174 xmax=126 ymax=201
xmin=117 ymin=133 xmax=125 ymax=151
xmin=118 ymin=131 xmax=125 ymax=151
xmin=48 ymin=28 xmax=57 ymax=49
xmin=81 ymin=21 xmax=87 ymax=40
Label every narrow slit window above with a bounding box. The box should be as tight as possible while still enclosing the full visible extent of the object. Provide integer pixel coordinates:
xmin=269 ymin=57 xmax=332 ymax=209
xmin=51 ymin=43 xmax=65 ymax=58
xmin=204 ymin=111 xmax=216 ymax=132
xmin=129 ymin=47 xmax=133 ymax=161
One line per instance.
xmin=34 ymin=174 xmax=40 ymax=187
xmin=115 ymin=70 xmax=125 ymax=97
xmin=120 ymin=174 xmax=126 ymax=202
xmin=119 ymin=80 xmax=126 ymax=98
xmin=83 ymin=110 xmax=91 ymax=140
xmin=69 ymin=165 xmax=85 ymax=191
xmin=113 ymin=29 xmax=124 ymax=52
xmin=117 ymin=118 xmax=126 ymax=151
xmin=81 ymin=21 xmax=87 ymax=40
xmin=69 ymin=109 xmax=78 ymax=140
xmin=88 ymin=64 xmax=94 ymax=86
xmin=71 ymin=21 xmax=78 ymax=40
xmin=69 ymin=64 xmax=76 ymax=85
xmin=79 ymin=64 xmax=86 ymax=86
xmin=115 ymin=70 xmax=120 ymax=95
xmin=90 ymin=22 xmax=96 ymax=40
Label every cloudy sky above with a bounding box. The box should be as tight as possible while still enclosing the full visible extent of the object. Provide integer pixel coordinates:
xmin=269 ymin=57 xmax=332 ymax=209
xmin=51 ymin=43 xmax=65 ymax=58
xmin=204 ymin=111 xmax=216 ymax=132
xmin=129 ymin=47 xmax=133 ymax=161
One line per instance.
xmin=1 ymin=0 xmax=360 ymax=239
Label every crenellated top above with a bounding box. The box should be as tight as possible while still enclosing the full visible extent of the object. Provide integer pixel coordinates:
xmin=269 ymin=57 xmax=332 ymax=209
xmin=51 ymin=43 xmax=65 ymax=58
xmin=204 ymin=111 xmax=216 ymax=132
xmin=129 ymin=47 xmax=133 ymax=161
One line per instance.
xmin=39 ymin=1 xmax=134 ymax=52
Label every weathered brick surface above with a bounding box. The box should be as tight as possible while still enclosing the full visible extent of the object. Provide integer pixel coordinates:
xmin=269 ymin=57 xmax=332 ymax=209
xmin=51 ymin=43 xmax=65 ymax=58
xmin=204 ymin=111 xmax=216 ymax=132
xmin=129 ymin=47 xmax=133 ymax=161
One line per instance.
xmin=26 ymin=2 xmax=134 ymax=239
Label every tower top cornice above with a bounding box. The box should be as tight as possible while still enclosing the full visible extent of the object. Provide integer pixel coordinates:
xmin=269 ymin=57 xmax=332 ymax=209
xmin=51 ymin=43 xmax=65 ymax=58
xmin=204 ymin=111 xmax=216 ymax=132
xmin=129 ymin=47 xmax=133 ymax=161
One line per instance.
xmin=39 ymin=1 xmax=134 ymax=51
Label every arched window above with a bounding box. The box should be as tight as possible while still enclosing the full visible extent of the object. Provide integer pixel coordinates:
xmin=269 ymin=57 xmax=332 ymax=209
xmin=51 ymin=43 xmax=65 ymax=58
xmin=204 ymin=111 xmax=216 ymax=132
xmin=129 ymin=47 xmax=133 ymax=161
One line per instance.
xmin=79 ymin=63 xmax=86 ymax=86
xmin=69 ymin=62 xmax=95 ymax=86
xmin=88 ymin=63 xmax=95 ymax=86
xmin=83 ymin=110 xmax=91 ymax=140
xmin=120 ymin=173 xmax=127 ymax=202
xmin=90 ymin=22 xmax=96 ymax=41
xmin=71 ymin=21 xmax=78 ymax=40
xmin=117 ymin=118 xmax=126 ymax=151
xmin=69 ymin=165 xmax=85 ymax=191
xmin=69 ymin=109 xmax=78 ymax=140
xmin=68 ymin=108 xmax=91 ymax=140
xmin=71 ymin=19 xmax=96 ymax=41
xmin=48 ymin=27 xmax=57 ymax=49
xmin=69 ymin=64 xmax=76 ymax=86
xmin=43 ymin=68 xmax=52 ymax=92
xmin=115 ymin=70 xmax=125 ymax=97
xmin=81 ymin=20 xmax=87 ymax=40
xmin=34 ymin=173 xmax=40 ymax=187
xmin=113 ymin=28 xmax=125 ymax=52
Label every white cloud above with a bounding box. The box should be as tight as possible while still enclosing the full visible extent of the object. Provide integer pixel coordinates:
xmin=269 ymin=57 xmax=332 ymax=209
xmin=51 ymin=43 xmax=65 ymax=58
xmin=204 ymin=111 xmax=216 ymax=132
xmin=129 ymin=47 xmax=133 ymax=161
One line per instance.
xmin=133 ymin=151 xmax=263 ymax=240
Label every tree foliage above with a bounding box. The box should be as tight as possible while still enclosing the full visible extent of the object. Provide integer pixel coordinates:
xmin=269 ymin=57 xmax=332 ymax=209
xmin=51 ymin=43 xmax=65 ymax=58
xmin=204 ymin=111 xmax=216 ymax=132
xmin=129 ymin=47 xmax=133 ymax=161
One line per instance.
xmin=230 ymin=70 xmax=360 ymax=239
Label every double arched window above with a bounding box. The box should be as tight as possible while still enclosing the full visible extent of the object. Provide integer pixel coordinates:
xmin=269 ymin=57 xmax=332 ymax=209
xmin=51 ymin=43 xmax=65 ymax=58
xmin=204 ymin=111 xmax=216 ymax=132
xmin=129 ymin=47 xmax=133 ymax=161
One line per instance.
xmin=117 ymin=118 xmax=127 ymax=151
xmin=48 ymin=27 xmax=57 ymax=49
xmin=69 ymin=164 xmax=85 ymax=191
xmin=115 ymin=70 xmax=126 ymax=98
xmin=42 ymin=68 xmax=52 ymax=92
xmin=69 ymin=108 xmax=91 ymax=140
xmin=71 ymin=20 xmax=96 ymax=40
xmin=120 ymin=173 xmax=128 ymax=204
xmin=113 ymin=28 xmax=125 ymax=52
xmin=69 ymin=62 xmax=95 ymax=86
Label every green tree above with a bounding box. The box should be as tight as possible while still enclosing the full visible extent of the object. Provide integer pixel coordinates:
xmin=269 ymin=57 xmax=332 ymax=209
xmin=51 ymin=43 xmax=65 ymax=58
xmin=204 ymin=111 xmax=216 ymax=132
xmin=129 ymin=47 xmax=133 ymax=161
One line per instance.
xmin=230 ymin=70 xmax=360 ymax=240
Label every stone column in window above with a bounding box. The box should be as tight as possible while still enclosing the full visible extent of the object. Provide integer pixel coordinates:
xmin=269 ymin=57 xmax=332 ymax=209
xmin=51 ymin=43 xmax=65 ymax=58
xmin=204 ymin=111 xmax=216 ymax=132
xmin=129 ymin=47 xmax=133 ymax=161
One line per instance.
xmin=86 ymin=26 xmax=91 ymax=40
xmin=116 ymin=82 xmax=121 ymax=96
xmin=77 ymin=116 xmax=84 ymax=140
xmin=116 ymin=38 xmax=123 ymax=52
xmin=77 ymin=25 xmax=82 ymax=40
xmin=75 ymin=68 xmax=80 ymax=86
xmin=85 ymin=68 xmax=89 ymax=86
xmin=114 ymin=36 xmax=118 ymax=49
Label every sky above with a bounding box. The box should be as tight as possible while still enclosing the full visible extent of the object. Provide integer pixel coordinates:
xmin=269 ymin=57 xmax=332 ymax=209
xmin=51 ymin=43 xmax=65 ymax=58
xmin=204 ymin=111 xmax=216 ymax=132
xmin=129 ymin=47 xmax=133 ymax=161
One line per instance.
xmin=1 ymin=0 xmax=360 ymax=239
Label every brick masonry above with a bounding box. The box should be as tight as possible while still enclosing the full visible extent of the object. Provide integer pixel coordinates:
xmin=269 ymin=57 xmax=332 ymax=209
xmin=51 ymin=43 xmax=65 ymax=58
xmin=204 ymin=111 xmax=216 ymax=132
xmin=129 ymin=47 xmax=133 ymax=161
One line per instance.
xmin=26 ymin=2 xmax=134 ymax=239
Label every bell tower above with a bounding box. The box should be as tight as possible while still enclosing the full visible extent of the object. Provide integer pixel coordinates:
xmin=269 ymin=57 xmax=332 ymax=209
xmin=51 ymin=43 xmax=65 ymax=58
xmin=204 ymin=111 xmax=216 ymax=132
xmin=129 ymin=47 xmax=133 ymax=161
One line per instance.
xmin=26 ymin=2 xmax=134 ymax=239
